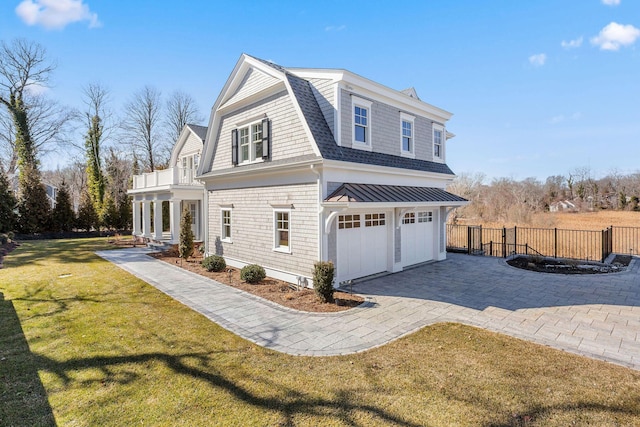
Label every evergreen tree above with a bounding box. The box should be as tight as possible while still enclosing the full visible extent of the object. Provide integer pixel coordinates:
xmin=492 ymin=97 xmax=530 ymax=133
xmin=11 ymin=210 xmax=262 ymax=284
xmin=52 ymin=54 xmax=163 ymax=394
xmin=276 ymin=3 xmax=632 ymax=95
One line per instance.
xmin=86 ymin=114 xmax=105 ymax=213
xmin=117 ymin=190 xmax=132 ymax=230
xmin=100 ymin=193 xmax=118 ymax=230
xmin=76 ymin=191 xmax=98 ymax=232
xmin=51 ymin=180 xmax=75 ymax=232
xmin=0 ymin=168 xmax=17 ymax=232
xmin=178 ymin=207 xmax=194 ymax=262
xmin=17 ymin=165 xmax=51 ymax=233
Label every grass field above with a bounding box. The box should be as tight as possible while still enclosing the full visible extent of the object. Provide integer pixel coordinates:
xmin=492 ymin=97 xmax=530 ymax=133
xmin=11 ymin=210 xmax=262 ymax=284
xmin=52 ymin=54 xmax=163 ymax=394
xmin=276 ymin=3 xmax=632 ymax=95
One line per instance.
xmin=2 ymin=238 xmax=640 ymax=426
xmin=458 ymin=210 xmax=640 ymax=230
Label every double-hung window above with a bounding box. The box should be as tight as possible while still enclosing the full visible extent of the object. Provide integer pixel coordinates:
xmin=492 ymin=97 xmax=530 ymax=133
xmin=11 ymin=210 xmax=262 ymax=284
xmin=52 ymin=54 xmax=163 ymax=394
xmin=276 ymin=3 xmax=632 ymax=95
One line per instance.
xmin=221 ymin=209 xmax=232 ymax=242
xmin=400 ymin=113 xmax=415 ymax=157
xmin=274 ymin=210 xmax=290 ymax=252
xmin=433 ymin=124 xmax=444 ymax=160
xmin=352 ymin=96 xmax=372 ymax=150
xmin=232 ymin=118 xmax=270 ymax=165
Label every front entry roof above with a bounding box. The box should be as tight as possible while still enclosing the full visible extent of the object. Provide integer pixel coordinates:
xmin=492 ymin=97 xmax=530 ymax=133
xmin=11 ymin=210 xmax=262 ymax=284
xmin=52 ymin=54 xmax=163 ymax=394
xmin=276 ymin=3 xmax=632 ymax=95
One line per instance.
xmin=324 ymin=183 xmax=468 ymax=204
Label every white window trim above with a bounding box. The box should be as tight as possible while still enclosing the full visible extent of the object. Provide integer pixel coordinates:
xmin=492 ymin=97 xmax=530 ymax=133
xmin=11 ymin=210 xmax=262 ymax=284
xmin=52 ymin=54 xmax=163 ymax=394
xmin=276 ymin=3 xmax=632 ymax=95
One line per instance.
xmin=238 ymin=119 xmax=265 ymax=165
xmin=400 ymin=112 xmax=415 ymax=158
xmin=221 ymin=208 xmax=232 ymax=243
xmin=273 ymin=209 xmax=291 ymax=253
xmin=352 ymin=96 xmax=373 ymax=152
xmin=433 ymin=123 xmax=445 ymax=162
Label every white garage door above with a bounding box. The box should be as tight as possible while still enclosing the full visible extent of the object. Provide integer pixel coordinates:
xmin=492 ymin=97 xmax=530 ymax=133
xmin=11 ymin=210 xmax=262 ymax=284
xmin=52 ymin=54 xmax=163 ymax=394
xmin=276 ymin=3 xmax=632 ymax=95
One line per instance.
xmin=337 ymin=213 xmax=388 ymax=281
xmin=401 ymin=211 xmax=434 ymax=267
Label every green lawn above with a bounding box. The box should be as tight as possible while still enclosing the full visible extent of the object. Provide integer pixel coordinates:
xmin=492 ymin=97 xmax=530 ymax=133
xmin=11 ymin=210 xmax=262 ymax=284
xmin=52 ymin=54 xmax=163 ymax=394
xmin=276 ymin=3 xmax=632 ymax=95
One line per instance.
xmin=1 ymin=238 xmax=639 ymax=426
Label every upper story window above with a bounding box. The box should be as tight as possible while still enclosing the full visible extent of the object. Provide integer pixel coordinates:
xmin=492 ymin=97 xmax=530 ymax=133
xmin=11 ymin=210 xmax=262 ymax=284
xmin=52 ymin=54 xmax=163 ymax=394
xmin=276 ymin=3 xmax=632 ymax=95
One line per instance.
xmin=352 ymin=96 xmax=372 ymax=150
xmin=400 ymin=113 xmax=415 ymax=157
xmin=433 ymin=124 xmax=444 ymax=161
xmin=180 ymin=153 xmax=199 ymax=183
xmin=232 ymin=118 xmax=270 ymax=166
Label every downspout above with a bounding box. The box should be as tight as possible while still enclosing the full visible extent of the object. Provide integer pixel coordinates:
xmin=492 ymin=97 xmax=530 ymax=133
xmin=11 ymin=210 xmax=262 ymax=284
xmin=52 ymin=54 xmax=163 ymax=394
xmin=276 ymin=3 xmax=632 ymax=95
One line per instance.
xmin=310 ymin=164 xmax=323 ymax=262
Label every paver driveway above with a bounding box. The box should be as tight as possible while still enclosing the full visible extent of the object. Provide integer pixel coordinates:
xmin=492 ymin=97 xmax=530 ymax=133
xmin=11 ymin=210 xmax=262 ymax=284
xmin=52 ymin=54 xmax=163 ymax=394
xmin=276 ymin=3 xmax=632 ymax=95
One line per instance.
xmin=98 ymin=249 xmax=640 ymax=370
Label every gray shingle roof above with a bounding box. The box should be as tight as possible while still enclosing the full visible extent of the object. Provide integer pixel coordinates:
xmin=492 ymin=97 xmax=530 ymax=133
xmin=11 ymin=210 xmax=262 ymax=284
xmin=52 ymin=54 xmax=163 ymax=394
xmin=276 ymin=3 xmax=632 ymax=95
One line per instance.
xmin=325 ymin=183 xmax=468 ymax=204
xmin=187 ymin=124 xmax=208 ymax=141
xmin=249 ymin=55 xmax=456 ymax=176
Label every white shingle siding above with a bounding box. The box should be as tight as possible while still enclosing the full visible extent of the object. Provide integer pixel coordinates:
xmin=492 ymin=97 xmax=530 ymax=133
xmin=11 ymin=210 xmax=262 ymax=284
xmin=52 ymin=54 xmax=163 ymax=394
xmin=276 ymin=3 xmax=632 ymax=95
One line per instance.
xmin=178 ymin=132 xmax=202 ymax=159
xmin=208 ymin=183 xmax=319 ymax=277
xmin=339 ymin=88 xmax=436 ymax=161
xmin=225 ymin=68 xmax=280 ymax=106
xmin=210 ymin=90 xmax=316 ymax=171
xmin=308 ymin=78 xmax=335 ymax=137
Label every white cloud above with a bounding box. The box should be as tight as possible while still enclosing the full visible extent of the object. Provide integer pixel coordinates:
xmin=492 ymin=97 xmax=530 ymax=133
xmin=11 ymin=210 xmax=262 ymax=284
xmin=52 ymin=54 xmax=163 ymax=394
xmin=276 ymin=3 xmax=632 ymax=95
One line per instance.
xmin=561 ymin=36 xmax=583 ymax=49
xmin=550 ymin=112 xmax=582 ymax=124
xmin=15 ymin=0 xmax=100 ymax=30
xmin=528 ymin=53 xmax=547 ymax=67
xmin=591 ymin=22 xmax=640 ymax=51
xmin=325 ymin=24 xmax=346 ymax=32
xmin=602 ymin=0 xmax=620 ymax=6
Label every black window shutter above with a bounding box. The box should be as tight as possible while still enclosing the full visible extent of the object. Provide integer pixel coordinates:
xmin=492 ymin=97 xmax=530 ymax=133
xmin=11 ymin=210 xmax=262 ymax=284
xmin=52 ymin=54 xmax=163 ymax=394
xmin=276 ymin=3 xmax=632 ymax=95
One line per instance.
xmin=261 ymin=118 xmax=270 ymax=159
xmin=231 ymin=129 xmax=238 ymax=165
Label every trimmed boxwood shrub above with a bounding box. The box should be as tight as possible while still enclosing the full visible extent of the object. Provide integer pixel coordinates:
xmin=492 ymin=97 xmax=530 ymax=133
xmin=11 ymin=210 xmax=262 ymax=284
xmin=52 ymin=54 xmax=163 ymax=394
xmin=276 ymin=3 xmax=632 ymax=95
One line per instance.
xmin=241 ymin=264 xmax=266 ymax=284
xmin=202 ymin=255 xmax=226 ymax=272
xmin=313 ymin=261 xmax=335 ymax=303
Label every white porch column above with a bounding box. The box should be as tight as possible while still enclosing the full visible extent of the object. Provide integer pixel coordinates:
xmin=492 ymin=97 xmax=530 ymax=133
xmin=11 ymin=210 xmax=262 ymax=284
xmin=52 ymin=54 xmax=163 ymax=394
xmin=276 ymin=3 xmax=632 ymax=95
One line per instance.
xmin=142 ymin=200 xmax=152 ymax=238
xmin=169 ymin=199 xmax=181 ymax=243
xmin=153 ymin=199 xmax=163 ymax=240
xmin=132 ymin=200 xmax=141 ymax=236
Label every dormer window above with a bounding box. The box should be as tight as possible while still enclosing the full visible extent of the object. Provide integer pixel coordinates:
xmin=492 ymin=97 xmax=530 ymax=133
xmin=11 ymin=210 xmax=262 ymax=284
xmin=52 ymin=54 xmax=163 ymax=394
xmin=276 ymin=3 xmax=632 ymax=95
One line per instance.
xmin=433 ymin=124 xmax=444 ymax=161
xmin=352 ymin=96 xmax=372 ymax=150
xmin=400 ymin=112 xmax=415 ymax=158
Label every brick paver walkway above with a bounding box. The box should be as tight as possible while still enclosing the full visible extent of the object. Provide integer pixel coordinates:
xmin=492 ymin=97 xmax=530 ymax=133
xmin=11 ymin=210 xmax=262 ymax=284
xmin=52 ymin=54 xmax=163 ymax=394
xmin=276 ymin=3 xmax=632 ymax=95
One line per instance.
xmin=97 ymin=249 xmax=640 ymax=370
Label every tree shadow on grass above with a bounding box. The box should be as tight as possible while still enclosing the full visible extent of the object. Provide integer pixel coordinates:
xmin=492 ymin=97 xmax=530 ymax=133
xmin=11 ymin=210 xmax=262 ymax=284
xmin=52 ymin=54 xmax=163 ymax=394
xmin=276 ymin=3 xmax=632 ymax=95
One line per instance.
xmin=0 ymin=292 xmax=56 ymax=427
xmin=31 ymin=349 xmax=423 ymax=427
xmin=4 ymin=238 xmax=118 ymax=268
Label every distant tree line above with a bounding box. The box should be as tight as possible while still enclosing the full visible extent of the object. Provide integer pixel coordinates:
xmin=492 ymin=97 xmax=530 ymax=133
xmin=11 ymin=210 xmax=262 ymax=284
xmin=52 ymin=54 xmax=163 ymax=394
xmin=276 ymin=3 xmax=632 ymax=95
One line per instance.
xmin=448 ymin=167 xmax=640 ymax=226
xmin=0 ymin=38 xmax=203 ymax=235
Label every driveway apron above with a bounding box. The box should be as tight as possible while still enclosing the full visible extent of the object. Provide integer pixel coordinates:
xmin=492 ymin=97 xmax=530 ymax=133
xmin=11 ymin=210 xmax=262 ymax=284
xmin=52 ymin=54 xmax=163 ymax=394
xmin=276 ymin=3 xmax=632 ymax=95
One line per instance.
xmin=97 ymin=249 xmax=640 ymax=369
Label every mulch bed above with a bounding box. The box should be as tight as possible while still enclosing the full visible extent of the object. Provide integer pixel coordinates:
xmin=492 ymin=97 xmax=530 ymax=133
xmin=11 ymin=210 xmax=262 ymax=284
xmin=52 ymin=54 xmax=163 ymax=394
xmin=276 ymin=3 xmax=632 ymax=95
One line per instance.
xmin=150 ymin=248 xmax=364 ymax=313
xmin=507 ymin=255 xmax=630 ymax=274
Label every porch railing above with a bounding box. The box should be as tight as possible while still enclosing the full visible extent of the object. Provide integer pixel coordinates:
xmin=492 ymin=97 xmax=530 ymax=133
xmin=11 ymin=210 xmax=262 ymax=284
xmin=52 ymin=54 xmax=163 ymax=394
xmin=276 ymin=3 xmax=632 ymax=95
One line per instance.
xmin=132 ymin=167 xmax=202 ymax=189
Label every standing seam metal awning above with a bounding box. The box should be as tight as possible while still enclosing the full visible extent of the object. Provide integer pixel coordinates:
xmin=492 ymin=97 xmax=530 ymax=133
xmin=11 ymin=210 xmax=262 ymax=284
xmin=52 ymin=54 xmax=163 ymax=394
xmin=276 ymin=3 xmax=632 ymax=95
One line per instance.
xmin=324 ymin=183 xmax=468 ymax=204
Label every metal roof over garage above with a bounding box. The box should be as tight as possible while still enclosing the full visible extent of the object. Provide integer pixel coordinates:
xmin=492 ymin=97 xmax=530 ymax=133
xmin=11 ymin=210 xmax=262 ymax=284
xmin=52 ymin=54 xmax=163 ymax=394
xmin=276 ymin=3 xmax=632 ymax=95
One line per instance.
xmin=324 ymin=183 xmax=468 ymax=204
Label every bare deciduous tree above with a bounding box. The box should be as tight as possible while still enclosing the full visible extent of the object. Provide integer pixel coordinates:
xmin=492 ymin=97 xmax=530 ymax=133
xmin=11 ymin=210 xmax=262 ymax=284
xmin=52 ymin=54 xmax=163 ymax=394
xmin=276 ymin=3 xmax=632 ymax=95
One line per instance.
xmin=164 ymin=90 xmax=204 ymax=144
xmin=121 ymin=85 xmax=164 ymax=172
xmin=0 ymin=39 xmax=75 ymax=176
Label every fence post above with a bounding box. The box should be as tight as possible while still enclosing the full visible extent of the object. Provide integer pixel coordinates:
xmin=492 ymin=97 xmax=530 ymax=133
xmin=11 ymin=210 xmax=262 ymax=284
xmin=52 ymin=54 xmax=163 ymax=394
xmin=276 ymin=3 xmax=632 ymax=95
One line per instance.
xmin=467 ymin=226 xmax=472 ymax=255
xmin=502 ymin=227 xmax=506 ymax=258
xmin=514 ymin=226 xmax=517 ymax=256
xmin=554 ymin=228 xmax=558 ymax=259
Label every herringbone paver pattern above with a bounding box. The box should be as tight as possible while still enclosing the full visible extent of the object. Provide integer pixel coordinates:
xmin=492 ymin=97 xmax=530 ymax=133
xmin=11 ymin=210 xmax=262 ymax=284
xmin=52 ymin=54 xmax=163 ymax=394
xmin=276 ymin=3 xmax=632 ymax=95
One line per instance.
xmin=98 ymin=249 xmax=640 ymax=369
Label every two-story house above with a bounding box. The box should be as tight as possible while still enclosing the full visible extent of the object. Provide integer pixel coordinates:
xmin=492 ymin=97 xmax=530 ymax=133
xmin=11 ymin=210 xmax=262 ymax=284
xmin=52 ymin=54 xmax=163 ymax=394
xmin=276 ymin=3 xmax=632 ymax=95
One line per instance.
xmin=196 ymin=54 xmax=467 ymax=285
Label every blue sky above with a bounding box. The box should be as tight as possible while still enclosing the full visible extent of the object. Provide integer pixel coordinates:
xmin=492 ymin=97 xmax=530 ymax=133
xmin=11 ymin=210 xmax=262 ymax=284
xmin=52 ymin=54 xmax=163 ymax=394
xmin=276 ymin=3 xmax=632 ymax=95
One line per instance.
xmin=2 ymin=0 xmax=639 ymax=181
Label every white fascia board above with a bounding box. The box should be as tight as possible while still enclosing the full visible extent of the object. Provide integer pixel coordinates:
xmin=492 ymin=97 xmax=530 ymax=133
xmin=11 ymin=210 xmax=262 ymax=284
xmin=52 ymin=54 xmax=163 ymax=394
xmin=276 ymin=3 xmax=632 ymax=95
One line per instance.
xmin=198 ymin=158 xmax=322 ymax=183
xmin=198 ymin=113 xmax=221 ymax=177
xmin=340 ymin=71 xmax=453 ymax=123
xmin=320 ymin=159 xmax=457 ymax=182
xmin=287 ymin=68 xmax=346 ymax=82
xmin=217 ymin=82 xmax=286 ymax=114
xmin=322 ymin=200 xmax=468 ymax=210
xmin=169 ymin=126 xmax=197 ymax=167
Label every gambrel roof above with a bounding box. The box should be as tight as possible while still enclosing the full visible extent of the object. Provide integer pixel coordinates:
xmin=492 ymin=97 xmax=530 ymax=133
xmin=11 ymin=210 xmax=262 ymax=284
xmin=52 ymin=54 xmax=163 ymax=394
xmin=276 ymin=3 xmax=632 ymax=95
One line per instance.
xmin=200 ymin=54 xmax=456 ymax=177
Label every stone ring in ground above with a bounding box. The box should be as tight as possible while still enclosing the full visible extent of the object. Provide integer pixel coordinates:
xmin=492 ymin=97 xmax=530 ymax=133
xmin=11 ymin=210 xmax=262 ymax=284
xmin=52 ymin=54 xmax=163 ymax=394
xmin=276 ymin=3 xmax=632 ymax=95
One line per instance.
xmin=507 ymin=254 xmax=632 ymax=274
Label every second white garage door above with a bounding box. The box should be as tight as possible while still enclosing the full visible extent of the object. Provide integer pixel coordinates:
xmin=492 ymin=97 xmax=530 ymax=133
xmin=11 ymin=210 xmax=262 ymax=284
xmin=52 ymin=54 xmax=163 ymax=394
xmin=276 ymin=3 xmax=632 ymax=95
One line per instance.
xmin=401 ymin=210 xmax=434 ymax=267
xmin=337 ymin=212 xmax=388 ymax=281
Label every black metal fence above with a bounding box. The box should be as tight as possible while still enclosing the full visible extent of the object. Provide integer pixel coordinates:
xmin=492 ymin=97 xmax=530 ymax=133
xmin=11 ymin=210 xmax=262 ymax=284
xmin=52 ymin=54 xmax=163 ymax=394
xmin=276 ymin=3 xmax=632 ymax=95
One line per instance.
xmin=447 ymin=224 xmax=639 ymax=262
